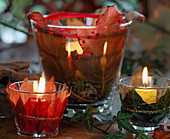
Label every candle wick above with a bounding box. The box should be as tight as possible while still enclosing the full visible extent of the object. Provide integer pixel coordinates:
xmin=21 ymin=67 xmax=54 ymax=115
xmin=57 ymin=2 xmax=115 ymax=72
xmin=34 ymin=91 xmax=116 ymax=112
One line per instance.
xmin=143 ymin=83 xmax=147 ymax=87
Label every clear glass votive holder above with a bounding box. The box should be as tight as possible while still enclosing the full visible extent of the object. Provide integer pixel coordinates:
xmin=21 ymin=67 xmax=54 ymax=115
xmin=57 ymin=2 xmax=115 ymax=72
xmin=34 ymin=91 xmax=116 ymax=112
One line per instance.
xmin=28 ymin=11 xmax=132 ymax=114
xmin=6 ymin=81 xmax=69 ymax=137
xmin=118 ymin=76 xmax=170 ymax=132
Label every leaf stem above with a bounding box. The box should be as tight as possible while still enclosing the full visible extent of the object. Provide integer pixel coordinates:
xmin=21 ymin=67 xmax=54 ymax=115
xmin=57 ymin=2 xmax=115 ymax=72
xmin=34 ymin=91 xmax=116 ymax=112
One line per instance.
xmin=105 ymin=121 xmax=115 ymax=132
xmin=93 ymin=125 xmax=108 ymax=134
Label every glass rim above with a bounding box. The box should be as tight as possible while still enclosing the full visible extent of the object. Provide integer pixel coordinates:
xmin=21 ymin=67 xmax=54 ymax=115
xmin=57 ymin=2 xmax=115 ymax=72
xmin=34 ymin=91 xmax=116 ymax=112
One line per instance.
xmin=30 ymin=19 xmax=132 ymax=29
xmin=118 ymin=76 xmax=170 ymax=89
xmin=9 ymin=80 xmax=68 ymax=94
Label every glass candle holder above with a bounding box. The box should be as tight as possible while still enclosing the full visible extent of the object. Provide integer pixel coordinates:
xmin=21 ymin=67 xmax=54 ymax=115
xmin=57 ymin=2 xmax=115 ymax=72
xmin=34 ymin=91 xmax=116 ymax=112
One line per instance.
xmin=118 ymin=76 xmax=170 ymax=132
xmin=29 ymin=10 xmax=132 ymax=113
xmin=7 ymin=81 xmax=69 ymax=137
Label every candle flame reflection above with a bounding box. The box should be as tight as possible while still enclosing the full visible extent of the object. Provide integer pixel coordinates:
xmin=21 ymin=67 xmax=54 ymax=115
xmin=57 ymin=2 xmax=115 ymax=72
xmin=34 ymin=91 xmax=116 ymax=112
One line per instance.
xmin=103 ymin=42 xmax=107 ymax=55
xmin=68 ymin=42 xmax=71 ymax=58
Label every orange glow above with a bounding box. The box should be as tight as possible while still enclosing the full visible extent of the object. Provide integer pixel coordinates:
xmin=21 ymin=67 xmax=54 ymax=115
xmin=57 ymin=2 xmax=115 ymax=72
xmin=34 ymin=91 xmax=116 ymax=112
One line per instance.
xmin=103 ymin=42 xmax=107 ymax=55
xmin=33 ymin=73 xmax=46 ymax=93
xmin=142 ymin=67 xmax=148 ymax=87
xmin=65 ymin=41 xmax=83 ymax=55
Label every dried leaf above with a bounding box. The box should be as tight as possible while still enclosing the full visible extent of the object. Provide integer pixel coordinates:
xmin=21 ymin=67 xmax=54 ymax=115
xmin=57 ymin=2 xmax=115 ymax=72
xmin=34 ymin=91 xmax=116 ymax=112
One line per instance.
xmin=6 ymin=81 xmax=20 ymax=105
xmin=45 ymin=76 xmax=56 ymax=92
xmin=125 ymin=11 xmax=146 ymax=22
xmin=20 ymin=78 xmax=33 ymax=92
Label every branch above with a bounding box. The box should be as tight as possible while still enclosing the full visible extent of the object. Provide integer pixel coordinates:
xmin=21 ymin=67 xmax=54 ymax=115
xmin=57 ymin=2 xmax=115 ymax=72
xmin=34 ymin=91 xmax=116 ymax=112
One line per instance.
xmin=93 ymin=125 xmax=108 ymax=134
xmin=0 ymin=20 xmax=33 ymax=36
xmin=113 ymin=0 xmax=170 ymax=36
xmin=146 ymin=20 xmax=170 ymax=35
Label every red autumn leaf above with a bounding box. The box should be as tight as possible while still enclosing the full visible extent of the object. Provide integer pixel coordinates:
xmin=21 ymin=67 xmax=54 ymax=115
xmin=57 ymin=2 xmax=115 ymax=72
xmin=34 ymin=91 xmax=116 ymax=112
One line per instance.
xmin=40 ymin=49 xmax=76 ymax=82
xmin=125 ymin=11 xmax=146 ymax=22
xmin=45 ymin=76 xmax=56 ymax=92
xmin=20 ymin=78 xmax=33 ymax=92
xmin=23 ymin=97 xmax=37 ymax=133
xmin=27 ymin=12 xmax=47 ymax=28
xmin=15 ymin=97 xmax=27 ymax=132
xmin=32 ymin=98 xmax=50 ymax=135
xmin=20 ymin=78 xmax=33 ymax=104
xmin=75 ymin=5 xmax=129 ymax=83
xmin=153 ymin=125 xmax=170 ymax=139
xmin=6 ymin=80 xmax=20 ymax=106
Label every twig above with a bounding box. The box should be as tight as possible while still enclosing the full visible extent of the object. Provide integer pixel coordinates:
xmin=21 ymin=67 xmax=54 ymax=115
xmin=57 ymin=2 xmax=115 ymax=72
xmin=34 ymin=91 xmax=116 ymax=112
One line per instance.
xmin=93 ymin=125 xmax=108 ymax=134
xmin=113 ymin=0 xmax=170 ymax=36
xmin=105 ymin=121 xmax=115 ymax=133
xmin=0 ymin=20 xmax=33 ymax=36
xmin=146 ymin=20 xmax=170 ymax=35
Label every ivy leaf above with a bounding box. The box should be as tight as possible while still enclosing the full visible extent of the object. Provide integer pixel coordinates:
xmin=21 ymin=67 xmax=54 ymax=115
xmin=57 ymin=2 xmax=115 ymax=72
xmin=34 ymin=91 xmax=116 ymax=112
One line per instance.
xmin=82 ymin=115 xmax=93 ymax=133
xmin=71 ymin=110 xmax=84 ymax=121
xmin=71 ymin=105 xmax=98 ymax=132
xmin=103 ymin=134 xmax=113 ymax=139
xmin=113 ymin=131 xmax=127 ymax=139
xmin=150 ymin=113 xmax=165 ymax=123
xmin=117 ymin=111 xmax=133 ymax=120
xmin=85 ymin=104 xmax=92 ymax=114
xmin=137 ymin=131 xmax=148 ymax=139
xmin=117 ymin=120 xmax=122 ymax=131
xmin=119 ymin=120 xmax=138 ymax=135
xmin=85 ymin=104 xmax=99 ymax=115
xmin=112 ymin=116 xmax=117 ymax=121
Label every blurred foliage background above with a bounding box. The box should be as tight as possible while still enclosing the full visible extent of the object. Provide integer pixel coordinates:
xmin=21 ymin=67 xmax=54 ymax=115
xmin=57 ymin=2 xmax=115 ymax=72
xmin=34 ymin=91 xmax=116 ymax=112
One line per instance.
xmin=0 ymin=0 xmax=169 ymax=77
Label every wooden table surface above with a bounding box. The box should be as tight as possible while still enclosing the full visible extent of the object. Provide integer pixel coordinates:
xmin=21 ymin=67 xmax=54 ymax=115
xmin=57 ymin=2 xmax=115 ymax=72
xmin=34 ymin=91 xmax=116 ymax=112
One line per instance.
xmin=0 ymin=116 xmax=157 ymax=139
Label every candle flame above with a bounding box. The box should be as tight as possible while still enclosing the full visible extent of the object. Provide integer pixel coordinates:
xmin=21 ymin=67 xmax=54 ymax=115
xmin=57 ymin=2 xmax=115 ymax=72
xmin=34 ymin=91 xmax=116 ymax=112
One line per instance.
xmin=103 ymin=42 xmax=107 ymax=55
xmin=33 ymin=73 xmax=46 ymax=93
xmin=142 ymin=67 xmax=148 ymax=87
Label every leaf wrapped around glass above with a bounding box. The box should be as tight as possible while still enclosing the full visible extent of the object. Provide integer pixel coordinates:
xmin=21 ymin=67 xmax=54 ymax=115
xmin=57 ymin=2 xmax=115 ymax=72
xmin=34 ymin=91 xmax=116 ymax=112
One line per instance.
xmin=6 ymin=79 xmax=70 ymax=137
xmin=118 ymin=76 xmax=170 ymax=132
xmin=28 ymin=6 xmax=132 ymax=113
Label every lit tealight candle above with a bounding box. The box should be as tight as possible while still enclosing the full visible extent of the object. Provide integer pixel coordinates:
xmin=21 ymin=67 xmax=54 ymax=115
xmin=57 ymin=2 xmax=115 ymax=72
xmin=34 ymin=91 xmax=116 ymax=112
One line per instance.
xmin=135 ymin=67 xmax=157 ymax=104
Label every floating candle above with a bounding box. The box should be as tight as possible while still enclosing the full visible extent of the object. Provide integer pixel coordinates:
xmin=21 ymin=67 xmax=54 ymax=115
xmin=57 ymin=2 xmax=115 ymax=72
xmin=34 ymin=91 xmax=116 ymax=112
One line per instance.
xmin=135 ymin=67 xmax=157 ymax=104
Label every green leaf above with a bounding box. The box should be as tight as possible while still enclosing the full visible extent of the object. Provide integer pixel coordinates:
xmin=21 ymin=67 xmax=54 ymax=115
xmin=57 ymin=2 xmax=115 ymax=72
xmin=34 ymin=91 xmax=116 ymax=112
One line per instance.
xmin=85 ymin=104 xmax=92 ymax=114
xmin=117 ymin=111 xmax=133 ymax=120
xmin=137 ymin=131 xmax=148 ymax=139
xmin=103 ymin=134 xmax=113 ymax=139
xmin=119 ymin=120 xmax=138 ymax=135
xmin=85 ymin=104 xmax=99 ymax=115
xmin=89 ymin=108 xmax=99 ymax=115
xmin=150 ymin=113 xmax=165 ymax=123
xmin=117 ymin=120 xmax=122 ymax=131
xmin=71 ymin=112 xmax=84 ymax=121
xmin=75 ymin=109 xmax=84 ymax=113
xmin=113 ymin=131 xmax=127 ymax=138
xmin=112 ymin=116 xmax=117 ymax=121
xmin=12 ymin=0 xmax=33 ymax=19
xmin=82 ymin=115 xmax=93 ymax=133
